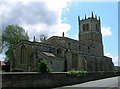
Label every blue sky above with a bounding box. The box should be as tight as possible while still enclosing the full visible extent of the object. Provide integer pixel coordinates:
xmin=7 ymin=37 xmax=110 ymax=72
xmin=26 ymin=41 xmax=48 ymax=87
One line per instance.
xmin=0 ymin=1 xmax=119 ymax=66
xmin=62 ymin=2 xmax=118 ymax=65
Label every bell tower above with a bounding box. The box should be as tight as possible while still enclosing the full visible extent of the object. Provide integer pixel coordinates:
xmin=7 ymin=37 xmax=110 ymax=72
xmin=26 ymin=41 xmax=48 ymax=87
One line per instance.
xmin=78 ymin=12 xmax=104 ymax=56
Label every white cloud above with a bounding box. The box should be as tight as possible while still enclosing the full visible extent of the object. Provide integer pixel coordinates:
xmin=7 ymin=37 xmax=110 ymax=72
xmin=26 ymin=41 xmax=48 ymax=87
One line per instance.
xmin=105 ymin=52 xmax=119 ymax=66
xmin=101 ymin=27 xmax=112 ymax=36
xmin=22 ymin=22 xmax=71 ymax=40
xmin=1 ymin=1 xmax=71 ymax=40
xmin=0 ymin=1 xmax=72 ymax=60
xmin=50 ymin=23 xmax=71 ymax=37
xmin=46 ymin=0 xmax=70 ymax=11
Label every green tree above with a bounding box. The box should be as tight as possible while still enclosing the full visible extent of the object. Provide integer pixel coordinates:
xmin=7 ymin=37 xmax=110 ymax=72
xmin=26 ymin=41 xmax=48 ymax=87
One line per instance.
xmin=2 ymin=25 xmax=29 ymax=63
xmin=37 ymin=59 xmax=50 ymax=73
xmin=2 ymin=25 xmax=29 ymax=46
xmin=39 ymin=34 xmax=47 ymax=43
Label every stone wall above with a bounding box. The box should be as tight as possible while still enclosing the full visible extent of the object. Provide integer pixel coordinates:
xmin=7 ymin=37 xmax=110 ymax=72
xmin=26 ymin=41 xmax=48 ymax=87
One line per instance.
xmin=13 ymin=42 xmax=34 ymax=72
xmin=2 ymin=72 xmax=120 ymax=88
xmin=46 ymin=36 xmax=80 ymax=51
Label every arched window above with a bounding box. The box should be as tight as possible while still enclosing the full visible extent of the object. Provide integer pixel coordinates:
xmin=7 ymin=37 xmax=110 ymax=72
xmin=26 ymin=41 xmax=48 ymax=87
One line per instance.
xmin=57 ymin=49 xmax=61 ymax=54
xmin=86 ymin=24 xmax=89 ymax=31
xmin=20 ymin=45 xmax=26 ymax=64
xmin=96 ymin=24 xmax=99 ymax=32
xmin=83 ymin=24 xmax=85 ymax=31
xmin=57 ymin=48 xmax=62 ymax=57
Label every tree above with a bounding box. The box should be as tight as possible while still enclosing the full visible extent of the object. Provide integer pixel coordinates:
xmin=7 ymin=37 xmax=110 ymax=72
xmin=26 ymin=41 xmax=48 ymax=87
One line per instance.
xmin=2 ymin=25 xmax=29 ymax=63
xmin=39 ymin=34 xmax=47 ymax=42
xmin=37 ymin=59 xmax=50 ymax=73
xmin=2 ymin=25 xmax=29 ymax=46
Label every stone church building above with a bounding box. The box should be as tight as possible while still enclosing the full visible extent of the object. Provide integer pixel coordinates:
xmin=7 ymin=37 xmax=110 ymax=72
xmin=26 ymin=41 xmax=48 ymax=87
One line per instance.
xmin=13 ymin=13 xmax=114 ymax=72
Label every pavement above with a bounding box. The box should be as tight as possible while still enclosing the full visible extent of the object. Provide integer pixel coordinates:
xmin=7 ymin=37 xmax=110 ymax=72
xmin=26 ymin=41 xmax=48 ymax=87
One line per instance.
xmin=54 ymin=76 xmax=120 ymax=89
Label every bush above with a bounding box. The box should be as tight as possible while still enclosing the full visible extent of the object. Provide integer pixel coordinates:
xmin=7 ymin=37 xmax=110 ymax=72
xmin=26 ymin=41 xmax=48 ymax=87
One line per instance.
xmin=37 ymin=60 xmax=50 ymax=73
xmin=67 ymin=70 xmax=88 ymax=77
xmin=11 ymin=68 xmax=24 ymax=72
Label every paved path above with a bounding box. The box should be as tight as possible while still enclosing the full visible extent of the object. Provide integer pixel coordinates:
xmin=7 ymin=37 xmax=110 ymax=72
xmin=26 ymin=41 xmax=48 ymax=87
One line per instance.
xmin=55 ymin=76 xmax=120 ymax=89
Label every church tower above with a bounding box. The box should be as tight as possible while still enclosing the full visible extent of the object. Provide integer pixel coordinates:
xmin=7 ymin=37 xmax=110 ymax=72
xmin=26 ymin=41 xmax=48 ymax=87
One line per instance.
xmin=78 ymin=12 xmax=104 ymax=56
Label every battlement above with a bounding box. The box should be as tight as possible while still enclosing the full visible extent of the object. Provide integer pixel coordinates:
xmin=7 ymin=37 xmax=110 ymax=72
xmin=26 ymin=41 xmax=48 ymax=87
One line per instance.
xmin=78 ymin=12 xmax=100 ymax=22
xmin=78 ymin=12 xmax=103 ymax=56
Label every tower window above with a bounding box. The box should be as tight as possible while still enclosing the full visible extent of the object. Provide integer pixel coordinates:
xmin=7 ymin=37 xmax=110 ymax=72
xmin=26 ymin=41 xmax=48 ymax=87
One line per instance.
xmin=83 ymin=24 xmax=85 ymax=31
xmin=86 ymin=24 xmax=89 ymax=31
xmin=96 ymin=24 xmax=99 ymax=32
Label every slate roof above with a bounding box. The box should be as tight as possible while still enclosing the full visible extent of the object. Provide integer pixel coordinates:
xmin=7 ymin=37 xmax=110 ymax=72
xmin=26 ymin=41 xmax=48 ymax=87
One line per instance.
xmin=46 ymin=36 xmax=79 ymax=44
xmin=13 ymin=40 xmax=55 ymax=49
xmin=42 ymin=52 xmax=55 ymax=57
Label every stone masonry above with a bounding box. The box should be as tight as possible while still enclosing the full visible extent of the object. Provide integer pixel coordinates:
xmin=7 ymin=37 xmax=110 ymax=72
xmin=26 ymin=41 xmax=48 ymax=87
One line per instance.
xmin=13 ymin=13 xmax=114 ymax=72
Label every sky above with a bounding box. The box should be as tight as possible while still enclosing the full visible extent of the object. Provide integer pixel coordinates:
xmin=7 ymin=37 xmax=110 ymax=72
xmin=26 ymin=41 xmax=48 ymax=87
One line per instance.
xmin=0 ymin=0 xmax=119 ymax=66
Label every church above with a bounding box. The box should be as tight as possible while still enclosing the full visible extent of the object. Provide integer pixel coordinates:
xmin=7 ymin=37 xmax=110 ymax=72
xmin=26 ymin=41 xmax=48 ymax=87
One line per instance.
xmin=13 ymin=13 xmax=114 ymax=72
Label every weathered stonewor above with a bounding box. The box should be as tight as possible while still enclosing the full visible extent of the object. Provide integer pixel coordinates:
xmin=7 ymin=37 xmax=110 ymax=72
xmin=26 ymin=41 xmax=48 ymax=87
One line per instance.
xmin=13 ymin=13 xmax=114 ymax=72
xmin=2 ymin=72 xmax=120 ymax=88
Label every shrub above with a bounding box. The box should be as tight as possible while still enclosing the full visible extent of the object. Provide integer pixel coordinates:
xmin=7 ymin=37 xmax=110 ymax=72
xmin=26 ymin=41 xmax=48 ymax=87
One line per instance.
xmin=67 ymin=70 xmax=88 ymax=77
xmin=37 ymin=60 xmax=50 ymax=73
xmin=11 ymin=68 xmax=24 ymax=72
